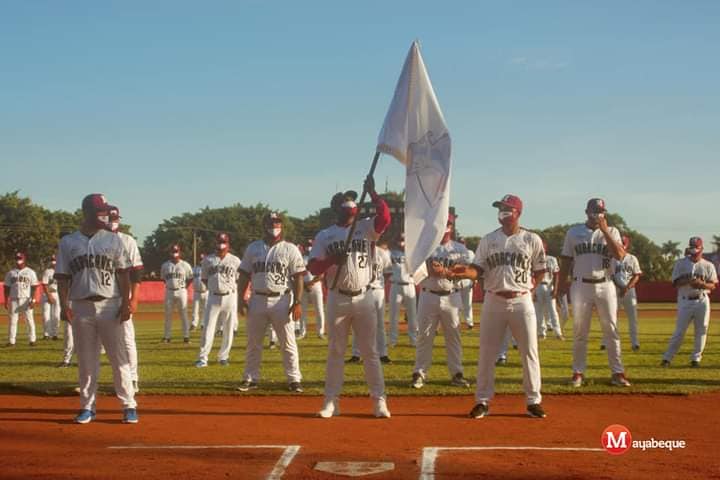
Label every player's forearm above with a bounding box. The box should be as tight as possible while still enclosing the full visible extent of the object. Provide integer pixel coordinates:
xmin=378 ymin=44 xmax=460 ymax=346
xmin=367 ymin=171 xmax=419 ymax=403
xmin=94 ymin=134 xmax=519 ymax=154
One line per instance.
xmin=30 ymin=286 xmax=37 ymax=302
xmin=57 ymin=279 xmax=70 ymax=308
xmin=292 ymin=273 xmax=304 ymax=304
xmin=627 ymin=274 xmax=641 ymax=290
xmin=371 ymin=194 xmax=390 ymax=234
xmin=558 ymin=258 xmax=572 ymax=289
xmin=3 ymin=286 xmax=10 ymax=301
xmin=237 ymin=271 xmax=250 ymax=298
xmin=605 ymin=234 xmax=625 ymax=261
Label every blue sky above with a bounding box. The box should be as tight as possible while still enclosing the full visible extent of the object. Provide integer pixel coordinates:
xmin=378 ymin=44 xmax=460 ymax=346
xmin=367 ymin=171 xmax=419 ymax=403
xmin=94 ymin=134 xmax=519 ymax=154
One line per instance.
xmin=1 ymin=1 xmax=718 ymax=246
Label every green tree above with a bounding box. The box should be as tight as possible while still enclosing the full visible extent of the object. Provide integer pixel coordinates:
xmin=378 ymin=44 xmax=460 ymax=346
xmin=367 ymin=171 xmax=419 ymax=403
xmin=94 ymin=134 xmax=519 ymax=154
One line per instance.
xmin=712 ymin=235 xmax=720 ymax=253
xmin=660 ymin=241 xmax=681 ymax=259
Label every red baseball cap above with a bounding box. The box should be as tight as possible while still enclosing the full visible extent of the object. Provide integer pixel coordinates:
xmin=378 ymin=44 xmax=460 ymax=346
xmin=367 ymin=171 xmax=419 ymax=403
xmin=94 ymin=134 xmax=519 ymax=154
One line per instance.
xmin=216 ymin=232 xmax=230 ymax=243
xmin=689 ymin=237 xmax=703 ymax=249
xmin=586 ymin=198 xmax=607 ymax=213
xmin=492 ymin=194 xmax=523 ymax=213
xmin=82 ymin=194 xmax=109 ymax=214
xmin=171 ymin=244 xmax=181 ymax=252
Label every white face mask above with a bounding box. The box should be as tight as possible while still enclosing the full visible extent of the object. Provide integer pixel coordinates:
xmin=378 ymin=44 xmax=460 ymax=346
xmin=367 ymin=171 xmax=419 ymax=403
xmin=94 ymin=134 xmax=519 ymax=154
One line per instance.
xmin=110 ymin=222 xmax=120 ymax=232
xmin=498 ymin=211 xmax=514 ymax=221
xmin=16 ymin=261 xmax=24 ymax=268
xmin=172 ymin=252 xmax=180 ymax=259
xmin=398 ymin=242 xmax=405 ymax=248
xmin=268 ymin=227 xmax=282 ymax=238
xmin=217 ymin=243 xmax=228 ymax=251
xmin=51 ymin=261 xmax=56 ymax=267
xmin=688 ymin=248 xmax=700 ymax=256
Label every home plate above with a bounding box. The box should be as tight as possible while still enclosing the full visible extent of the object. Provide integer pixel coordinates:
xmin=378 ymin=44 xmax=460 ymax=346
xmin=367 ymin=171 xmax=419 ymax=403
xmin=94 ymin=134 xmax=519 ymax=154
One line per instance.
xmin=314 ymin=462 xmax=395 ymax=477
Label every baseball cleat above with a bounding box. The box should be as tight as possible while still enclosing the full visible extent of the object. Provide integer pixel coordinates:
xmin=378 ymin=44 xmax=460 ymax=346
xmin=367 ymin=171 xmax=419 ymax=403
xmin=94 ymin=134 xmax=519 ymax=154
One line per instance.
xmin=660 ymin=359 xmax=670 ymax=367
xmin=132 ymin=380 xmax=139 ymax=393
xmin=317 ymin=334 xmax=326 ymax=340
xmin=288 ymin=382 xmax=303 ymax=393
xmin=610 ymin=372 xmax=631 ymax=387
xmin=451 ymin=373 xmax=470 ymax=388
xmin=373 ymin=397 xmax=391 ymax=418
xmin=29 ymin=342 xmax=36 ymax=347
xmin=189 ymin=325 xmax=196 ymax=331
xmin=161 ymin=338 xmax=171 ymax=343
xmin=183 ymin=337 xmax=190 ymax=344
xmin=52 ymin=336 xmax=59 ymax=341
xmin=469 ymin=403 xmax=489 ymax=419
xmin=236 ymin=380 xmax=258 ymax=392
xmin=317 ymin=398 xmax=339 ymax=418
xmin=538 ymin=333 xmax=546 ymax=340
xmin=496 ymin=357 xmax=507 ymax=366
xmin=556 ymin=333 xmax=565 ymax=341
xmin=5 ymin=343 xmax=15 ymax=347
xmin=194 ymin=360 xmax=208 ymax=368
xmin=380 ymin=356 xmax=392 ymax=364
xmin=74 ymin=409 xmax=96 ymax=424
xmin=268 ymin=341 xmax=277 ymax=349
xmin=56 ymin=361 xmax=71 ymax=368
xmin=690 ymin=360 xmax=701 ymax=368
xmin=122 ymin=408 xmax=139 ymax=424
xmin=411 ymin=372 xmax=424 ymax=389
xmin=632 ymin=344 xmax=640 ymax=352
xmin=345 ymin=355 xmax=361 ymax=364
xmin=570 ymin=372 xmax=584 ymax=388
xmin=526 ymin=403 xmax=547 ymax=418
xmin=512 ymin=344 xmax=518 ymax=350
xmin=218 ymin=359 xmax=230 ymax=366
xmin=599 ymin=344 xmax=606 ymax=350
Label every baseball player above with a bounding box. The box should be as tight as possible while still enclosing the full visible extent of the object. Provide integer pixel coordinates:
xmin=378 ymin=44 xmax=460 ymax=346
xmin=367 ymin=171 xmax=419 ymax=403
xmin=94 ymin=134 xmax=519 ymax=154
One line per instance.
xmin=348 ymin=239 xmax=392 ymax=364
xmin=602 ymin=235 xmax=642 ymax=351
xmin=535 ymin=240 xmax=563 ymax=340
xmin=387 ymin=234 xmax=417 ymax=347
xmin=236 ymin=212 xmax=305 ymax=392
xmin=457 ymin=237 xmax=475 ymax=329
xmin=451 ymin=194 xmax=547 ymax=418
xmin=41 ymin=255 xmax=61 ymax=341
xmin=194 ymin=232 xmax=241 ymax=367
xmin=298 ymin=241 xmax=326 ymax=340
xmin=108 ymin=205 xmax=145 ymax=393
xmin=55 ymin=194 xmax=137 ymax=424
xmin=308 ymin=176 xmax=391 ymax=418
xmin=191 ymin=254 xmax=208 ymax=331
xmin=4 ymin=252 xmax=39 ymax=346
xmin=160 ymin=245 xmax=194 ymax=343
xmin=410 ymin=212 xmax=472 ymax=390
xmin=557 ymin=198 xmax=631 ymax=388
xmin=661 ymin=237 xmax=718 ymax=367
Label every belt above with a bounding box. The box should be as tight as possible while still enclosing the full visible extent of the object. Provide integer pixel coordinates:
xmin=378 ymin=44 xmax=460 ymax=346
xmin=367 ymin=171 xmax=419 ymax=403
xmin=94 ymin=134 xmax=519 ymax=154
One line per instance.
xmin=83 ymin=295 xmax=108 ymax=302
xmin=337 ymin=286 xmax=369 ymax=297
xmin=254 ymin=289 xmax=289 ymax=297
xmin=394 ymin=281 xmax=411 ymax=286
xmin=492 ymin=291 xmax=528 ymax=299
xmin=540 ymin=282 xmax=550 ymax=285
xmin=423 ymin=288 xmax=457 ymax=296
xmin=682 ymin=294 xmax=704 ymax=301
xmin=212 ymin=292 xmax=231 ymax=296
xmin=575 ymin=277 xmax=609 ymax=284
xmin=167 ymin=287 xmax=183 ymax=291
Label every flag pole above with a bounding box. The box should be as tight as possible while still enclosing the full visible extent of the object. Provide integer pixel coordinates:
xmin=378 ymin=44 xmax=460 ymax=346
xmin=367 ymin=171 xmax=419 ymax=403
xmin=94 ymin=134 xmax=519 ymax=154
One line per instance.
xmin=330 ymin=151 xmax=381 ymax=290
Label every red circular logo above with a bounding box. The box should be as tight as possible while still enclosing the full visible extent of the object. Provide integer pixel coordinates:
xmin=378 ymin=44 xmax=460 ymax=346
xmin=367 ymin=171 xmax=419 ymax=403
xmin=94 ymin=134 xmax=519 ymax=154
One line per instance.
xmin=602 ymin=424 xmax=632 ymax=455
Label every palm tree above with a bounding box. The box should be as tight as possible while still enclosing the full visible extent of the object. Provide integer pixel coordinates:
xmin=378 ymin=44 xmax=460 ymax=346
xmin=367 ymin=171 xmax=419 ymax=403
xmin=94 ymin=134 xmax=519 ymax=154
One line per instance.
xmin=660 ymin=240 xmax=681 ymax=260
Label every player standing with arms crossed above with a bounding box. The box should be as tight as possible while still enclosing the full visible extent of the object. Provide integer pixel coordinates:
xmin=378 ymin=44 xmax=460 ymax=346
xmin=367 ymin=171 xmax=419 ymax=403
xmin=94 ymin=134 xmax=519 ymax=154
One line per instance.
xmin=4 ymin=252 xmax=39 ymax=347
xmin=160 ymin=245 xmax=194 ymax=343
xmin=602 ymin=235 xmax=642 ymax=351
xmin=387 ymin=234 xmax=417 ymax=347
xmin=236 ymin=212 xmax=305 ymax=392
xmin=661 ymin=237 xmax=718 ymax=367
xmin=55 ymin=194 xmax=137 ymax=424
xmin=452 ymin=194 xmax=547 ymax=418
xmin=194 ymin=233 xmax=241 ymax=367
xmin=41 ymin=255 xmax=61 ymax=341
xmin=557 ymin=198 xmax=631 ymax=388
xmin=410 ymin=212 xmax=472 ymax=390
xmin=308 ymin=176 xmax=391 ymax=418
xmin=191 ymin=254 xmax=208 ymax=331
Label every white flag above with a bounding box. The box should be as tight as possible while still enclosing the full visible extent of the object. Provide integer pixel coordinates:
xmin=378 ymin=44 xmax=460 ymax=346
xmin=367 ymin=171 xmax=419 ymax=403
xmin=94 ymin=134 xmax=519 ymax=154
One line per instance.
xmin=376 ymin=41 xmax=451 ymax=280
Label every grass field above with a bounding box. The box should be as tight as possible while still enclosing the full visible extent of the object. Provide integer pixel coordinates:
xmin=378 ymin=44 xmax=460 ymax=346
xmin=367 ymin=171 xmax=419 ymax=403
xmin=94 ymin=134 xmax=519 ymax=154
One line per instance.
xmin=0 ymin=303 xmax=718 ymax=396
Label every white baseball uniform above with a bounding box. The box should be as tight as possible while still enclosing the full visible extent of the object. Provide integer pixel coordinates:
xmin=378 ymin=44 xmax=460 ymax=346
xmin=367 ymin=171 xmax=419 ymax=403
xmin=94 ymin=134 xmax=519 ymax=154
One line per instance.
xmin=474 ymin=228 xmax=545 ymax=406
xmin=41 ymin=267 xmax=61 ymax=339
xmin=413 ymin=240 xmax=472 ymax=381
xmin=196 ymin=252 xmax=241 ymax=364
xmin=605 ymin=253 xmax=642 ymax=348
xmin=662 ymin=257 xmax=718 ymax=363
xmin=239 ymin=239 xmax=305 ymax=384
xmin=191 ymin=265 xmax=208 ymax=329
xmin=117 ymin=232 xmax=143 ymax=384
xmin=299 ymin=254 xmax=325 ymax=338
xmin=561 ymin=224 xmax=625 ymax=375
xmin=387 ymin=249 xmax=418 ymax=347
xmin=55 ymin=229 xmax=135 ymax=412
xmin=310 ymin=217 xmax=386 ymax=402
xmin=161 ymin=259 xmax=194 ymax=339
xmin=534 ymin=255 xmax=562 ymax=338
xmin=4 ymin=266 xmax=39 ymax=344
xmin=352 ymin=245 xmax=391 ymax=358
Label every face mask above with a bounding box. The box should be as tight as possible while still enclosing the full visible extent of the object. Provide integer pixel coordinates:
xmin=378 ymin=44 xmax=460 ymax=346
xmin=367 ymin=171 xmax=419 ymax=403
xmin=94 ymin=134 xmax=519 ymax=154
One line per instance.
xmin=398 ymin=242 xmax=405 ymax=248
xmin=16 ymin=261 xmax=24 ymax=268
xmin=268 ymin=227 xmax=282 ymax=238
xmin=51 ymin=261 xmax=56 ymax=267
xmin=172 ymin=252 xmax=180 ymax=259
xmin=109 ymin=222 xmax=120 ymax=232
xmin=498 ymin=211 xmax=513 ymax=221
xmin=217 ymin=243 xmax=228 ymax=252
xmin=688 ymin=248 xmax=699 ymax=256
xmin=339 ymin=202 xmax=358 ymax=223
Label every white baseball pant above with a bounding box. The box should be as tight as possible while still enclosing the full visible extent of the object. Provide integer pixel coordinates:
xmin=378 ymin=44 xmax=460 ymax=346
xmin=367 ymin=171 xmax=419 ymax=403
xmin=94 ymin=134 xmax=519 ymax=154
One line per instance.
xmin=388 ymin=283 xmax=417 ymax=346
xmin=413 ymin=290 xmax=464 ymax=380
xmin=299 ymin=284 xmax=325 ymax=337
xmin=123 ymin=318 xmax=139 ymax=382
xmin=557 ymin=294 xmax=570 ymax=328
xmin=352 ymin=287 xmax=387 ymax=357
xmin=197 ymin=293 xmax=236 ymax=363
xmin=42 ymin=292 xmax=61 ymax=338
xmin=570 ymin=281 xmax=624 ymax=374
xmin=476 ymin=293 xmax=541 ymax=405
xmin=534 ymin=283 xmax=562 ymax=337
xmin=164 ymin=289 xmax=190 ymax=339
xmin=242 ymin=293 xmax=301 ymax=383
xmin=192 ymin=290 xmax=208 ymax=328
xmin=323 ymin=290 xmax=386 ymax=401
xmin=61 ymin=320 xmax=75 ymax=364
xmin=72 ymin=298 xmax=136 ymax=411
xmin=663 ymin=296 xmax=711 ymax=363
xmin=602 ymin=288 xmax=639 ymax=348
xmin=496 ymin=325 xmax=517 ymax=361
xmin=460 ymin=285 xmax=474 ymax=327
xmin=7 ymin=298 xmax=36 ymax=344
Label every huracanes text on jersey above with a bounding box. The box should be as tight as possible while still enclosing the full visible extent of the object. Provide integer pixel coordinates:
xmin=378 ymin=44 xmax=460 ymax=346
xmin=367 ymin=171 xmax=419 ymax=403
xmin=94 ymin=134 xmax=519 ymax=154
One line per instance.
xmin=309 ymin=217 xmax=380 ymax=291
xmin=4 ymin=267 xmax=39 ymax=299
xmin=561 ymin=224 xmax=622 ymax=279
xmin=201 ymin=253 xmax=241 ymax=294
xmin=474 ymin=228 xmax=546 ymax=292
xmin=241 ymin=240 xmax=305 ymax=293
xmin=671 ymin=257 xmax=718 ymax=299
xmin=421 ymin=240 xmax=473 ymax=292
xmin=612 ymin=253 xmax=642 ymax=289
xmin=161 ymin=259 xmax=193 ymax=290
xmin=54 ymin=229 xmax=130 ymax=300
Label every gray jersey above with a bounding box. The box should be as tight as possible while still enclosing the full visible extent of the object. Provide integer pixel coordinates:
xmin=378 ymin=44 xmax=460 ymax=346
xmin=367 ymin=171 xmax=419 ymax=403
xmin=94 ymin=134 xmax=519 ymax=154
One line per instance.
xmin=474 ymin=228 xmax=546 ymax=293
xmin=4 ymin=267 xmax=39 ymax=299
xmin=41 ymin=268 xmax=58 ymax=293
xmin=161 ymin=259 xmax=193 ymax=290
xmin=612 ymin=253 xmax=642 ymax=289
xmin=420 ymin=240 xmax=473 ymax=292
xmin=240 ymin=240 xmax=305 ymax=293
xmin=672 ymin=257 xmax=718 ymax=300
xmin=561 ymin=224 xmax=622 ymax=280
xmin=201 ymin=252 xmax=241 ymax=294
xmin=55 ymin=229 xmax=130 ymax=300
